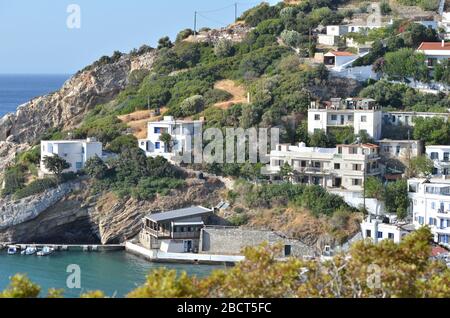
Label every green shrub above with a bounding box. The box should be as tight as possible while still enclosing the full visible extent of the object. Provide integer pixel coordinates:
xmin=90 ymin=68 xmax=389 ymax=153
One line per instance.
xmin=107 ymin=135 xmax=138 ymax=153
xmin=203 ymin=89 xmax=233 ymax=105
xmin=1 ymin=166 xmax=26 ymax=197
xmin=14 ymin=178 xmax=58 ymax=200
xmin=228 ymin=213 xmax=249 ymax=226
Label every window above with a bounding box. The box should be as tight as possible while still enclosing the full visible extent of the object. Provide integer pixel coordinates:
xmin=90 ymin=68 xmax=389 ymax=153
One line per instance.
xmin=388 ymin=233 xmax=394 ymax=240
xmin=429 ymin=218 xmax=436 ymax=226
xmin=377 ymin=231 xmax=383 ymax=239
xmin=418 ymin=216 xmax=424 ymax=225
xmin=350 ymin=147 xmax=358 ymax=154
xmin=154 ymin=127 xmax=162 ymax=134
xmin=431 ymin=202 xmax=436 ymax=210
xmin=366 ymin=230 xmax=371 ymax=238
xmin=331 ymin=115 xmax=337 ymax=121
xmin=361 ymin=115 xmax=367 ymax=122
xmin=155 ymin=142 xmax=161 ymax=149
xmin=430 ymin=152 xmax=439 ymax=160
xmin=314 ymin=114 xmax=320 ymax=121
xmin=338 ymin=147 xmax=342 ymax=154
xmin=445 ymin=153 xmax=450 ymax=162
xmin=334 ymin=163 xmax=340 ymax=170
xmin=348 ymin=115 xmax=353 ymax=121
xmin=396 ymin=146 xmax=401 ymax=155
xmin=81 ymin=146 xmax=85 ymax=154
xmin=75 ymin=162 xmax=82 ymax=170
xmin=352 ymin=164 xmax=362 ymax=171
xmin=352 ymin=179 xmax=363 ymax=186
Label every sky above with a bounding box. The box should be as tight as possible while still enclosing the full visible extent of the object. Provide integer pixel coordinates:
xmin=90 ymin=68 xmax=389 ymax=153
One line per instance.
xmin=0 ymin=0 xmax=278 ymax=74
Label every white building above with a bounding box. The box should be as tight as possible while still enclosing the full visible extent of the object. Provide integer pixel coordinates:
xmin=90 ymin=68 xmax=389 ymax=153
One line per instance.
xmin=138 ymin=116 xmax=203 ymax=161
xmin=417 ymin=41 xmax=450 ymax=68
xmin=308 ymin=98 xmax=383 ymax=140
xmin=361 ymin=215 xmax=413 ymax=244
xmin=323 ymin=51 xmax=359 ymax=69
xmin=378 ymin=139 xmax=423 ymax=162
xmin=40 ymin=138 xmax=102 ymax=175
xmin=426 ymin=145 xmax=450 ymax=177
xmin=383 ymin=111 xmax=449 ymax=127
xmin=262 ymin=142 xmax=381 ymax=192
xmin=440 ymin=12 xmax=450 ymax=39
xmin=408 ymin=178 xmax=450 ymax=246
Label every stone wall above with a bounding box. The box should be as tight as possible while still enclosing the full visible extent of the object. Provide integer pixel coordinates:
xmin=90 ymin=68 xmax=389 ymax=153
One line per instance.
xmin=199 ymin=227 xmax=316 ymax=258
xmin=0 ymin=181 xmax=80 ymax=229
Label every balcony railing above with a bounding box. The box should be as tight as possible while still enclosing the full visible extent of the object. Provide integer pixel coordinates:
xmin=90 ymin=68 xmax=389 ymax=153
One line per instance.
xmin=172 ymin=232 xmax=201 ymax=239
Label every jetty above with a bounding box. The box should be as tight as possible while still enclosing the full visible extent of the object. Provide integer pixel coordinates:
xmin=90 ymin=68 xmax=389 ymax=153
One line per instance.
xmin=1 ymin=243 xmax=124 ymax=252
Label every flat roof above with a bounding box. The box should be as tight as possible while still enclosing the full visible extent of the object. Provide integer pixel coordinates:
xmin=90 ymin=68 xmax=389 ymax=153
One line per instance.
xmin=378 ymin=139 xmax=421 ymax=143
xmin=325 ymin=51 xmax=356 ymax=56
xmin=41 ymin=139 xmax=101 ymax=144
xmin=426 ymin=145 xmax=450 ymax=149
xmin=409 ymin=178 xmax=450 ymax=185
xmin=145 ymin=206 xmax=212 ymax=222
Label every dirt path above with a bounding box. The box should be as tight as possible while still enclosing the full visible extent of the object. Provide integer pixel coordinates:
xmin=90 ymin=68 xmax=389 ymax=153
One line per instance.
xmin=117 ymin=108 xmax=167 ymax=139
xmin=213 ymin=79 xmax=248 ymax=110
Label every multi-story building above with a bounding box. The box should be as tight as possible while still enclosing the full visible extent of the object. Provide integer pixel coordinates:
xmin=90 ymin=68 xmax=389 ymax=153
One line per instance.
xmin=262 ymin=142 xmax=381 ymax=191
xmin=408 ymin=178 xmax=450 ymax=246
xmin=138 ymin=116 xmax=203 ymax=161
xmin=40 ymin=138 xmax=102 ymax=175
xmin=360 ymin=215 xmax=413 ymax=244
xmin=308 ymin=98 xmax=383 ymax=140
xmin=426 ymin=145 xmax=450 ymax=177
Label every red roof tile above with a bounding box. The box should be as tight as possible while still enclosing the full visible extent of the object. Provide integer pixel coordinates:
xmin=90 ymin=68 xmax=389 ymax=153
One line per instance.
xmin=418 ymin=42 xmax=450 ymax=51
xmin=328 ymin=51 xmax=356 ymax=56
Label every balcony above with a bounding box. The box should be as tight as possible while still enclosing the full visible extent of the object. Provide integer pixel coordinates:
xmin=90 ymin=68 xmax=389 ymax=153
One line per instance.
xmin=144 ymin=226 xmax=171 ymax=239
xmin=172 ymin=231 xmax=201 ymax=239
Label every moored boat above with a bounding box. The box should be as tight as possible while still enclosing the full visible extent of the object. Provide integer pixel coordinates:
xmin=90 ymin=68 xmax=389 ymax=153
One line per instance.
xmin=7 ymin=245 xmax=19 ymax=255
xmin=37 ymin=246 xmax=54 ymax=256
xmin=21 ymin=246 xmax=38 ymax=255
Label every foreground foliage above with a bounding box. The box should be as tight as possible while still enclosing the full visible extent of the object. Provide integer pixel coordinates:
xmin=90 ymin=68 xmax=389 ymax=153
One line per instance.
xmin=2 ymin=228 xmax=449 ymax=298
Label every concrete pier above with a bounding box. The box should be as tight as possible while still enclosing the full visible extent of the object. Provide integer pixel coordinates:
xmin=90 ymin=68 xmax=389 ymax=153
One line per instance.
xmin=4 ymin=244 xmax=124 ymax=252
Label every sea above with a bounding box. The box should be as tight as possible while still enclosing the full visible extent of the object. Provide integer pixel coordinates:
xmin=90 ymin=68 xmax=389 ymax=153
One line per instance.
xmin=0 ymin=74 xmax=69 ymax=117
xmin=0 ymin=74 xmax=219 ymax=297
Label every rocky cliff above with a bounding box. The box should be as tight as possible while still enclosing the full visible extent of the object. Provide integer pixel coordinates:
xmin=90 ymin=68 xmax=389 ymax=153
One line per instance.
xmin=0 ymin=177 xmax=225 ymax=244
xmin=0 ymin=51 xmax=158 ymax=145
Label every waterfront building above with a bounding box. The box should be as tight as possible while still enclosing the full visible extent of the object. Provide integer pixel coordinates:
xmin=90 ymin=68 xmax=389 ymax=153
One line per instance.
xmin=262 ymin=142 xmax=381 ymax=192
xmin=408 ymin=178 xmax=450 ymax=246
xmin=139 ymin=206 xmax=214 ymax=253
xmin=138 ymin=116 xmax=203 ymax=161
xmin=426 ymin=145 xmax=450 ymax=177
xmin=40 ymin=138 xmax=102 ymax=175
xmin=308 ymin=98 xmax=383 ymax=140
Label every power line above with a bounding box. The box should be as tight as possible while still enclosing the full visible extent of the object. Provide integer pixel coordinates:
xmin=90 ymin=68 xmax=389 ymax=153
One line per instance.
xmin=197 ymin=12 xmax=229 ymax=27
xmin=197 ymin=3 xmax=236 ymax=14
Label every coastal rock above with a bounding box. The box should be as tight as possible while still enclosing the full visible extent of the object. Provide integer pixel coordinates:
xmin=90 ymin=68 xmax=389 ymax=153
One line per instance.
xmin=0 ymin=141 xmax=29 ymax=173
xmin=0 ymin=50 xmax=158 ymax=145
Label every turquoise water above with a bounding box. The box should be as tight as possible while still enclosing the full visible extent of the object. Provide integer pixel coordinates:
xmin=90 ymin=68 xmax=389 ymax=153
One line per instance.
xmin=0 ymin=251 xmax=222 ymax=298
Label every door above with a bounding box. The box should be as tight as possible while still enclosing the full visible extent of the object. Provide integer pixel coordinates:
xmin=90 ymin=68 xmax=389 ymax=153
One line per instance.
xmin=284 ymin=245 xmax=291 ymax=257
xmin=184 ymin=240 xmax=193 ymax=253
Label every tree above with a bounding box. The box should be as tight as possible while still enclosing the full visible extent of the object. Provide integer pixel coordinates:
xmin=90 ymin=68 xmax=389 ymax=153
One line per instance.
xmin=84 ymin=155 xmax=108 ymax=180
xmin=385 ymin=180 xmax=409 ymax=220
xmin=434 ymin=59 xmax=450 ymax=85
xmin=413 ymin=117 xmax=450 ymax=145
xmin=107 ymin=135 xmax=138 ymax=153
xmin=280 ymin=162 xmax=294 ymax=183
xmin=364 ymin=177 xmax=385 ymax=216
xmin=280 ymin=30 xmax=302 ymax=49
xmin=380 ymin=1 xmax=391 ymax=15
xmin=179 ymin=95 xmax=205 ymax=117
xmin=408 ymin=155 xmax=434 ymax=178
xmin=157 ymin=36 xmax=173 ymax=49
xmin=214 ymin=39 xmax=234 ymax=58
xmin=309 ymin=129 xmax=334 ymax=148
xmin=42 ymin=155 xmax=70 ymax=180
xmin=159 ymin=133 xmax=173 ymax=153
xmin=382 ymin=48 xmax=428 ymax=82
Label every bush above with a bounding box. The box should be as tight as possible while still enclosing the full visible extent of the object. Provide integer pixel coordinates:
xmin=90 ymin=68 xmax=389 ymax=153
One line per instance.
xmin=84 ymin=155 xmax=109 ymax=180
xmin=176 ymin=28 xmax=193 ymax=42
xmin=228 ymin=213 xmax=249 ymax=226
xmin=14 ymin=178 xmax=58 ymax=200
xmin=203 ymin=89 xmax=233 ymax=105
xmin=214 ymin=39 xmax=234 ymax=58
xmin=107 ymin=135 xmax=138 ymax=153
xmin=179 ymin=95 xmax=205 ymax=117
xmin=1 ymin=166 xmax=25 ymax=197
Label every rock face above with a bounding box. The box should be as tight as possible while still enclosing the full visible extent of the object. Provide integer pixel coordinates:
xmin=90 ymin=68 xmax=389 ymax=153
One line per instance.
xmin=0 ymin=141 xmax=30 ymax=173
xmin=0 ymin=178 xmax=224 ymax=244
xmin=0 ymin=51 xmax=158 ymax=145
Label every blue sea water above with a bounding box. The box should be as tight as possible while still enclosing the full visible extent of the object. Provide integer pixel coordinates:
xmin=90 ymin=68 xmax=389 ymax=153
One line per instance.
xmin=0 ymin=251 xmax=221 ymax=298
xmin=0 ymin=74 xmax=69 ymax=117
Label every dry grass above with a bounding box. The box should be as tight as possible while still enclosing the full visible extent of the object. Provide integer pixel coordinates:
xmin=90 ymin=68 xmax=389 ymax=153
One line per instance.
xmin=117 ymin=107 xmax=168 ymax=139
xmin=213 ymin=79 xmax=248 ymax=110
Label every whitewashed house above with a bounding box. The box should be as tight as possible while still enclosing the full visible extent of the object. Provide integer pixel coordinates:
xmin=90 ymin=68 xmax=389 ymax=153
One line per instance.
xmin=262 ymin=142 xmax=381 ymax=192
xmin=383 ymin=111 xmax=449 ymax=127
xmin=323 ymin=51 xmax=359 ymax=69
xmin=138 ymin=116 xmax=203 ymax=161
xmin=416 ymin=41 xmax=450 ymax=68
xmin=361 ymin=215 xmax=413 ymax=244
xmin=40 ymin=138 xmax=102 ymax=175
xmin=408 ymin=178 xmax=450 ymax=246
xmin=318 ymin=25 xmax=349 ymax=46
xmin=426 ymin=145 xmax=450 ymax=177
xmin=378 ymin=139 xmax=423 ymax=162
xmin=308 ymin=98 xmax=383 ymax=140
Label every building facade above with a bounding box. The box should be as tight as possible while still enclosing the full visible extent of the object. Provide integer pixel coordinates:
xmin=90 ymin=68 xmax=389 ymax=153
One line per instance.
xmin=378 ymin=139 xmax=423 ymax=162
xmin=138 ymin=116 xmax=203 ymax=161
xmin=263 ymin=142 xmax=381 ymax=192
xmin=426 ymin=145 xmax=450 ymax=177
xmin=40 ymin=138 xmax=102 ymax=175
xmin=417 ymin=41 xmax=450 ymax=68
xmin=308 ymin=98 xmax=383 ymax=140
xmin=408 ymin=178 xmax=450 ymax=246
xmin=383 ymin=111 xmax=449 ymax=127
xmin=139 ymin=206 xmax=214 ymax=253
xmin=360 ymin=215 xmax=413 ymax=244
xmin=323 ymin=51 xmax=359 ymax=69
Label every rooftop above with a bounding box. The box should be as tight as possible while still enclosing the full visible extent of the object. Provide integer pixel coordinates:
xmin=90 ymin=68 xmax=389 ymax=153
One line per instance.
xmin=41 ymin=138 xmax=100 ymax=144
xmin=149 ymin=116 xmax=204 ymax=125
xmin=145 ymin=206 xmax=213 ymax=222
xmin=417 ymin=41 xmax=450 ymax=51
xmin=325 ymin=51 xmax=356 ymax=56
xmin=339 ymin=143 xmax=379 ymax=149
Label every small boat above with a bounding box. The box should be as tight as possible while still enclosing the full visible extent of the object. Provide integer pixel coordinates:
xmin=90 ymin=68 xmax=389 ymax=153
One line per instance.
xmin=7 ymin=245 xmax=18 ymax=255
xmin=21 ymin=246 xmax=37 ymax=255
xmin=37 ymin=246 xmax=54 ymax=256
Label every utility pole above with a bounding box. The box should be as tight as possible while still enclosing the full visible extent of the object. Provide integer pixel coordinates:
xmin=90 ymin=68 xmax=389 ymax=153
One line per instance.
xmin=194 ymin=11 xmax=197 ymax=37
xmin=234 ymin=3 xmax=238 ymax=22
